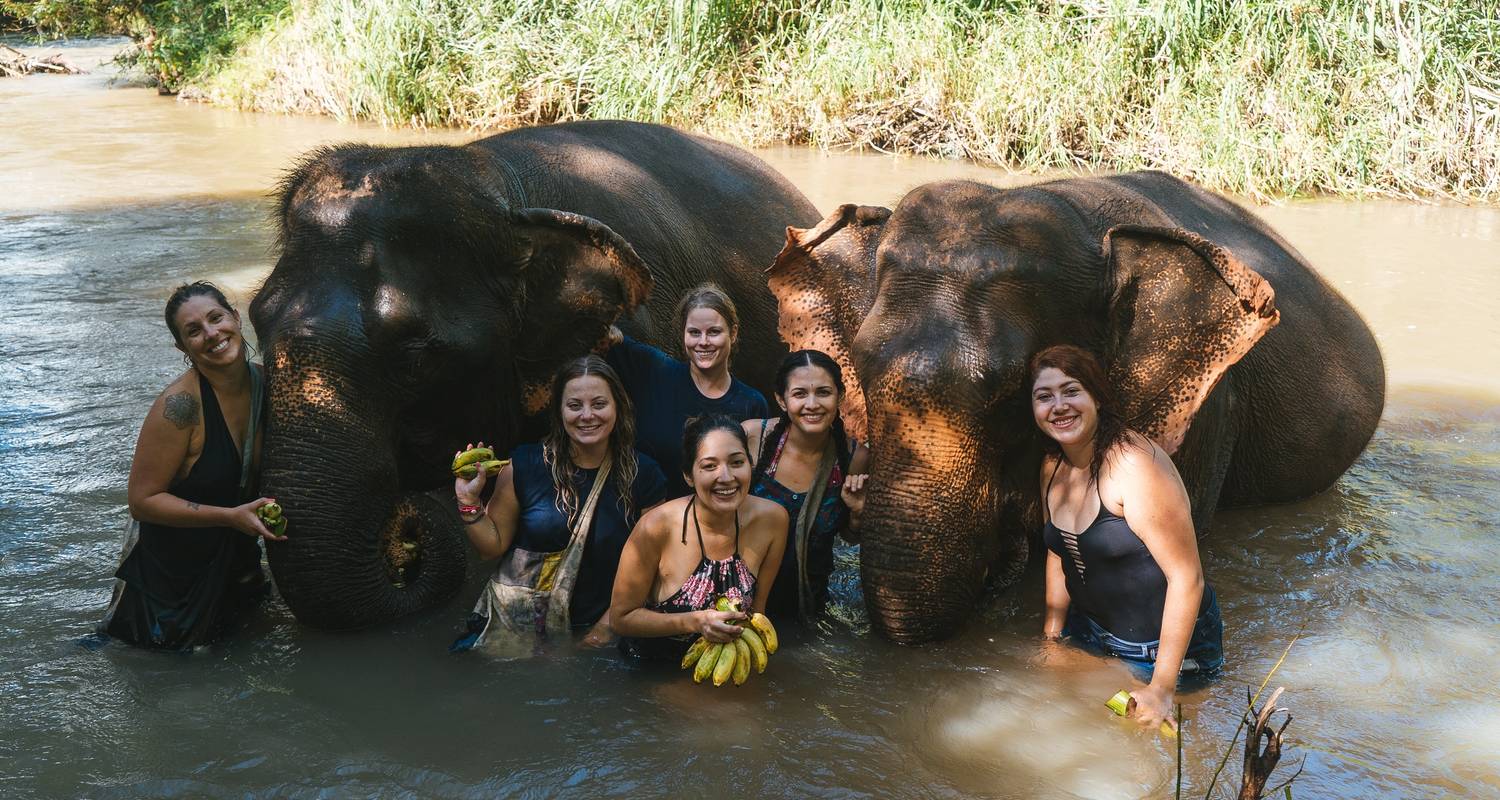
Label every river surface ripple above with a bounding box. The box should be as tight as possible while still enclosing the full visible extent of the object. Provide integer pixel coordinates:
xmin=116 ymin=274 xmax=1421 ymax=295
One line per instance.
xmin=2 ymin=38 xmax=1498 ymax=800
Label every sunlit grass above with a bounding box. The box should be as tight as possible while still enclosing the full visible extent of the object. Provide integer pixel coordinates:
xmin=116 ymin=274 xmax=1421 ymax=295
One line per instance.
xmin=187 ymin=0 xmax=1498 ymax=201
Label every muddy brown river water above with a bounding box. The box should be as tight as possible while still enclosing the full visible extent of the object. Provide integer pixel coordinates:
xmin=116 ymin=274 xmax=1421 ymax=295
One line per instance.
xmin=2 ymin=39 xmax=1498 ymax=799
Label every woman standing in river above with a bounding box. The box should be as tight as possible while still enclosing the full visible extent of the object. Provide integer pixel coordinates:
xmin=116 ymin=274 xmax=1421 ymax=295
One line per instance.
xmin=101 ymin=282 xmax=283 ymax=649
xmin=1030 ymin=345 xmax=1223 ymax=732
xmin=605 ymin=284 xmax=768 ymax=496
xmin=742 ymin=349 xmax=869 ymax=622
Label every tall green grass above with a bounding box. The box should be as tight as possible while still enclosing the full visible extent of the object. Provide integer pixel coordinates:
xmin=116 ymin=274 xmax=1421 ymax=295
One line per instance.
xmin=88 ymin=1 xmax=1500 ymax=199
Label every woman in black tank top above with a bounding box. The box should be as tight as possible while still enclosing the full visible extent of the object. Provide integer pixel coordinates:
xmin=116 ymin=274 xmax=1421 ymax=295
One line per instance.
xmin=101 ymin=282 xmax=283 ymax=649
xmin=1029 ymin=345 xmax=1223 ymax=733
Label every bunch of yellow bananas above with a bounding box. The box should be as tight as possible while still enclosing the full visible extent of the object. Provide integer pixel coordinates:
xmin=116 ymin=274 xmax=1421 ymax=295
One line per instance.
xmin=679 ymin=597 xmax=779 ymax=687
xmin=452 ymin=447 xmax=510 ymax=480
xmin=256 ymin=501 xmax=287 ymax=538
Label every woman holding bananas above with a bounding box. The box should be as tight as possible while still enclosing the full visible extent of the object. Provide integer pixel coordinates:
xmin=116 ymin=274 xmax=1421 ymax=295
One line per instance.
xmin=743 ymin=350 xmax=870 ymax=622
xmin=604 ymin=284 xmax=768 ymax=497
xmin=610 ymin=415 xmax=788 ymax=664
xmin=102 ymin=282 xmax=282 ymax=650
xmin=452 ymin=356 xmax=667 ymax=650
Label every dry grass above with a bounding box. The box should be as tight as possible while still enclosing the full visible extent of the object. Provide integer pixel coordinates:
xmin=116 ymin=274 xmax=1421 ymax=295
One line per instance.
xmin=185 ymin=0 xmax=1499 ymax=201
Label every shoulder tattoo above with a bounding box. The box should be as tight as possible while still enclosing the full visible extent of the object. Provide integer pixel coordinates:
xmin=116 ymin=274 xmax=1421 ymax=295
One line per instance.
xmin=163 ymin=391 xmax=201 ymax=430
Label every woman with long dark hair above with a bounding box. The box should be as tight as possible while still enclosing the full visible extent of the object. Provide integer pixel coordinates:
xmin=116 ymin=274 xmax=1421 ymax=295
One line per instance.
xmin=1030 ymin=344 xmax=1223 ymax=732
xmin=452 ymin=356 xmax=666 ymax=649
xmin=102 ymin=281 xmax=281 ymax=649
xmin=742 ymin=349 xmax=869 ymax=621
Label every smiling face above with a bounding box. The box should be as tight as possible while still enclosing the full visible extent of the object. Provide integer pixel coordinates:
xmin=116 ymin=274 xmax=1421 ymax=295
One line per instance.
xmin=560 ymin=374 xmax=617 ymax=449
xmin=683 ymin=307 xmax=734 ymax=374
xmin=172 ymin=295 xmax=244 ymax=369
xmin=687 ymin=428 xmax=752 ymax=512
xmin=778 ymin=364 xmax=841 ymax=436
xmin=1031 ymin=366 xmax=1099 ymax=448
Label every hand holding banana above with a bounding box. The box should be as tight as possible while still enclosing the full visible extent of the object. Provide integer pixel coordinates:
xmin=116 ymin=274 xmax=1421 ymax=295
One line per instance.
xmin=680 ymin=596 xmax=780 ymax=687
xmin=452 ymin=444 xmax=510 ymax=480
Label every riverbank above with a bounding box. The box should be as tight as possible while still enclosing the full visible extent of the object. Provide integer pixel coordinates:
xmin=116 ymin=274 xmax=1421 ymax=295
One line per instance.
xmin=14 ymin=0 xmax=1496 ymax=202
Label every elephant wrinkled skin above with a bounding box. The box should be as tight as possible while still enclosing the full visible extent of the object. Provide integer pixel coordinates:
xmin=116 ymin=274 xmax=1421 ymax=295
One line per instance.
xmin=768 ymin=171 xmax=1384 ymax=643
xmin=251 ymin=121 xmax=818 ymax=629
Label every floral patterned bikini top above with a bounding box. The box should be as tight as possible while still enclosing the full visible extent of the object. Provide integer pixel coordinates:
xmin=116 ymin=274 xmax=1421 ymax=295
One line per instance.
xmin=648 ymin=497 xmax=756 ymax=614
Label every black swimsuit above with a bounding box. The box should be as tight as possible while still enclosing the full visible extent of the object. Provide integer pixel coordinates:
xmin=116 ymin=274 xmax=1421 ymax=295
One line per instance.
xmin=103 ymin=370 xmax=265 ymax=649
xmin=1041 ymin=459 xmax=1222 ymax=671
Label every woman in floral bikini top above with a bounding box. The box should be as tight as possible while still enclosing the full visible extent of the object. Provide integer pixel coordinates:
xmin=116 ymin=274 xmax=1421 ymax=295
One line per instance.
xmin=611 ymin=415 xmax=788 ymax=662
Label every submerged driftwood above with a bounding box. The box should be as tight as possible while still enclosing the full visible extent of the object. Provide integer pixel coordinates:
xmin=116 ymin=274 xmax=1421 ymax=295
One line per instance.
xmin=0 ymin=44 xmax=84 ymax=77
xmin=1237 ymin=686 xmax=1304 ymax=800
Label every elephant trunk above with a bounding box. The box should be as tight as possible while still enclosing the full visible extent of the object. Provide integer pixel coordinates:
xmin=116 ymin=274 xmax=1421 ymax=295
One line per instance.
xmin=859 ymin=407 xmax=1001 ymax=644
xmin=260 ymin=332 xmax=466 ymax=630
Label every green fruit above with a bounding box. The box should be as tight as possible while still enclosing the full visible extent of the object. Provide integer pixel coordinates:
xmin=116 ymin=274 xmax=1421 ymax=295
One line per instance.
xmin=451 ymin=447 xmax=495 ymax=475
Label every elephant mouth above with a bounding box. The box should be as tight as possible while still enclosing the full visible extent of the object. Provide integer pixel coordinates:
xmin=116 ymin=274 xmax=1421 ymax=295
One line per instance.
xmin=379 ymin=497 xmax=426 ymax=589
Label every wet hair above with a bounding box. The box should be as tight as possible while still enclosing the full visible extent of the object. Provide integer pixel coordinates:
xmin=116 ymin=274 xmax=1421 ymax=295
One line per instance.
xmin=674 ymin=283 xmax=740 ymax=360
xmin=1027 ymin=344 xmax=1133 ymax=487
xmin=542 ymin=355 xmax=640 ymax=525
xmin=164 ymin=281 xmax=235 ymax=347
xmin=680 ymin=413 xmax=751 ymax=482
xmin=754 ymin=350 xmax=853 ymax=481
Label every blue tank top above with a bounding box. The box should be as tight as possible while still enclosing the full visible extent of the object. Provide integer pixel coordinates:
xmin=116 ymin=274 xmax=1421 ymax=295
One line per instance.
xmin=605 ymin=335 xmax=767 ymax=496
xmin=509 ymin=443 xmax=668 ymax=627
xmin=749 ymin=423 xmax=848 ymax=619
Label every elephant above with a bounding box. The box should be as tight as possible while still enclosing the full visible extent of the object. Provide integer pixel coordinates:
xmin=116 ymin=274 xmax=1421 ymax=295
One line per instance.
xmin=250 ymin=120 xmax=818 ymax=629
xmin=766 ymin=171 xmax=1384 ymax=644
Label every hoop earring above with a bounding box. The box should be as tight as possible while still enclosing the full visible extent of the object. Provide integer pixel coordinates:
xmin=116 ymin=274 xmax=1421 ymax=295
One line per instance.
xmin=182 ymin=352 xmax=193 ymax=367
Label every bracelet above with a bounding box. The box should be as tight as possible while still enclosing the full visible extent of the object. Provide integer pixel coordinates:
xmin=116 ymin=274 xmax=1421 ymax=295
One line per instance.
xmin=458 ymin=503 xmax=483 ymax=522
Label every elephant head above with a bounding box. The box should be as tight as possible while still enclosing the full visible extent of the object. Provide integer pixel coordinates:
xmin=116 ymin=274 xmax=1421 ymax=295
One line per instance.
xmin=250 ymin=144 xmax=650 ymax=629
xmin=768 ymin=179 xmax=1278 ymax=643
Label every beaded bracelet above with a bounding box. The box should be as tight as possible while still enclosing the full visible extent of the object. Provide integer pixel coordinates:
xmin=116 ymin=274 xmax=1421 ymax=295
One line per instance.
xmin=458 ymin=503 xmax=483 ymax=522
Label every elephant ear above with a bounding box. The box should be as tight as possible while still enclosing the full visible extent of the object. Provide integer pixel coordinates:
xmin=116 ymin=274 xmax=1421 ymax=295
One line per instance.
xmin=1105 ymin=225 xmax=1279 ymax=455
xmin=510 ymin=207 xmax=654 ymax=413
xmin=766 ymin=203 xmax=889 ymax=442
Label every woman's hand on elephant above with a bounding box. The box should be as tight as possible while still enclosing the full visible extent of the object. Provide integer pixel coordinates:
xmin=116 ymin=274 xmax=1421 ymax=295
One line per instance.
xmin=694 ymin=610 xmax=746 ymax=643
xmin=1127 ymin=684 xmax=1177 ymax=733
xmin=605 ymin=325 xmax=624 ymax=348
xmin=841 ymin=473 xmax=868 ymax=514
xmin=229 ymin=497 xmax=286 ymax=542
xmin=454 ymin=441 xmax=491 ymax=505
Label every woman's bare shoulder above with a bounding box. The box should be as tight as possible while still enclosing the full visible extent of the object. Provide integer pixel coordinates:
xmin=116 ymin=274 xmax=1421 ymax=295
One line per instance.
xmin=743 ymin=494 xmax=788 ymax=526
xmin=635 ymin=496 xmax=689 ymax=539
xmin=150 ymin=369 xmax=203 ymax=430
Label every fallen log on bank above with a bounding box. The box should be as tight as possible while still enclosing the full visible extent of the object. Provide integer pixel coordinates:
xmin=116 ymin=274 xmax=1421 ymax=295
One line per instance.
xmin=0 ymin=44 xmax=84 ymax=77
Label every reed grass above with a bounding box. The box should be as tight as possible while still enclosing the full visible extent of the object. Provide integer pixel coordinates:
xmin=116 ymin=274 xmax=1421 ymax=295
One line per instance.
xmin=123 ymin=1 xmax=1500 ymax=200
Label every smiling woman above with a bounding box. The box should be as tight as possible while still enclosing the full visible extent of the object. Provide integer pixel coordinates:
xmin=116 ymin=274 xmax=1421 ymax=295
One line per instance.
xmin=100 ymin=281 xmax=283 ymax=650
xmin=604 ymin=284 xmax=769 ymax=496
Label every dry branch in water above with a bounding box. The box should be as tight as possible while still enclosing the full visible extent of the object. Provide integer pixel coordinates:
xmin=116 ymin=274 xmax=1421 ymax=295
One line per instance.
xmin=1238 ymin=686 xmax=1303 ymax=800
xmin=0 ymin=44 xmax=84 ymax=78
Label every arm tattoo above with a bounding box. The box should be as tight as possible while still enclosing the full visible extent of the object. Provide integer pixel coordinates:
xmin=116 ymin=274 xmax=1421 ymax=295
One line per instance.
xmin=187 ymin=501 xmax=201 ymax=511
xmin=163 ymin=391 xmax=200 ymax=431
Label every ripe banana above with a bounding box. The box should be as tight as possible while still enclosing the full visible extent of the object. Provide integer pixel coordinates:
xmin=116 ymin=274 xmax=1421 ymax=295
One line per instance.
xmin=694 ymin=642 xmax=722 ymax=684
xmin=454 ymin=459 xmax=509 ymax=480
xmin=680 ymin=637 xmax=709 ymax=670
xmin=711 ymin=637 xmax=738 ymax=686
xmin=739 ymin=626 xmax=769 ymax=673
xmin=731 ymin=637 xmax=752 ymax=686
xmin=749 ymin=612 xmax=778 ymax=653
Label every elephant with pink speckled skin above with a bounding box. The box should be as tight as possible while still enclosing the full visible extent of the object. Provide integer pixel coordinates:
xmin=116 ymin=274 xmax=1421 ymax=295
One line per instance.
xmin=767 ymin=171 xmax=1384 ymax=644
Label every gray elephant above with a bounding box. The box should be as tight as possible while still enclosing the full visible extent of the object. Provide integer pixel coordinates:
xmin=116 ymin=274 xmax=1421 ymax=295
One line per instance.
xmin=767 ymin=171 xmax=1384 ymax=644
xmin=250 ymin=121 xmax=818 ymax=629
